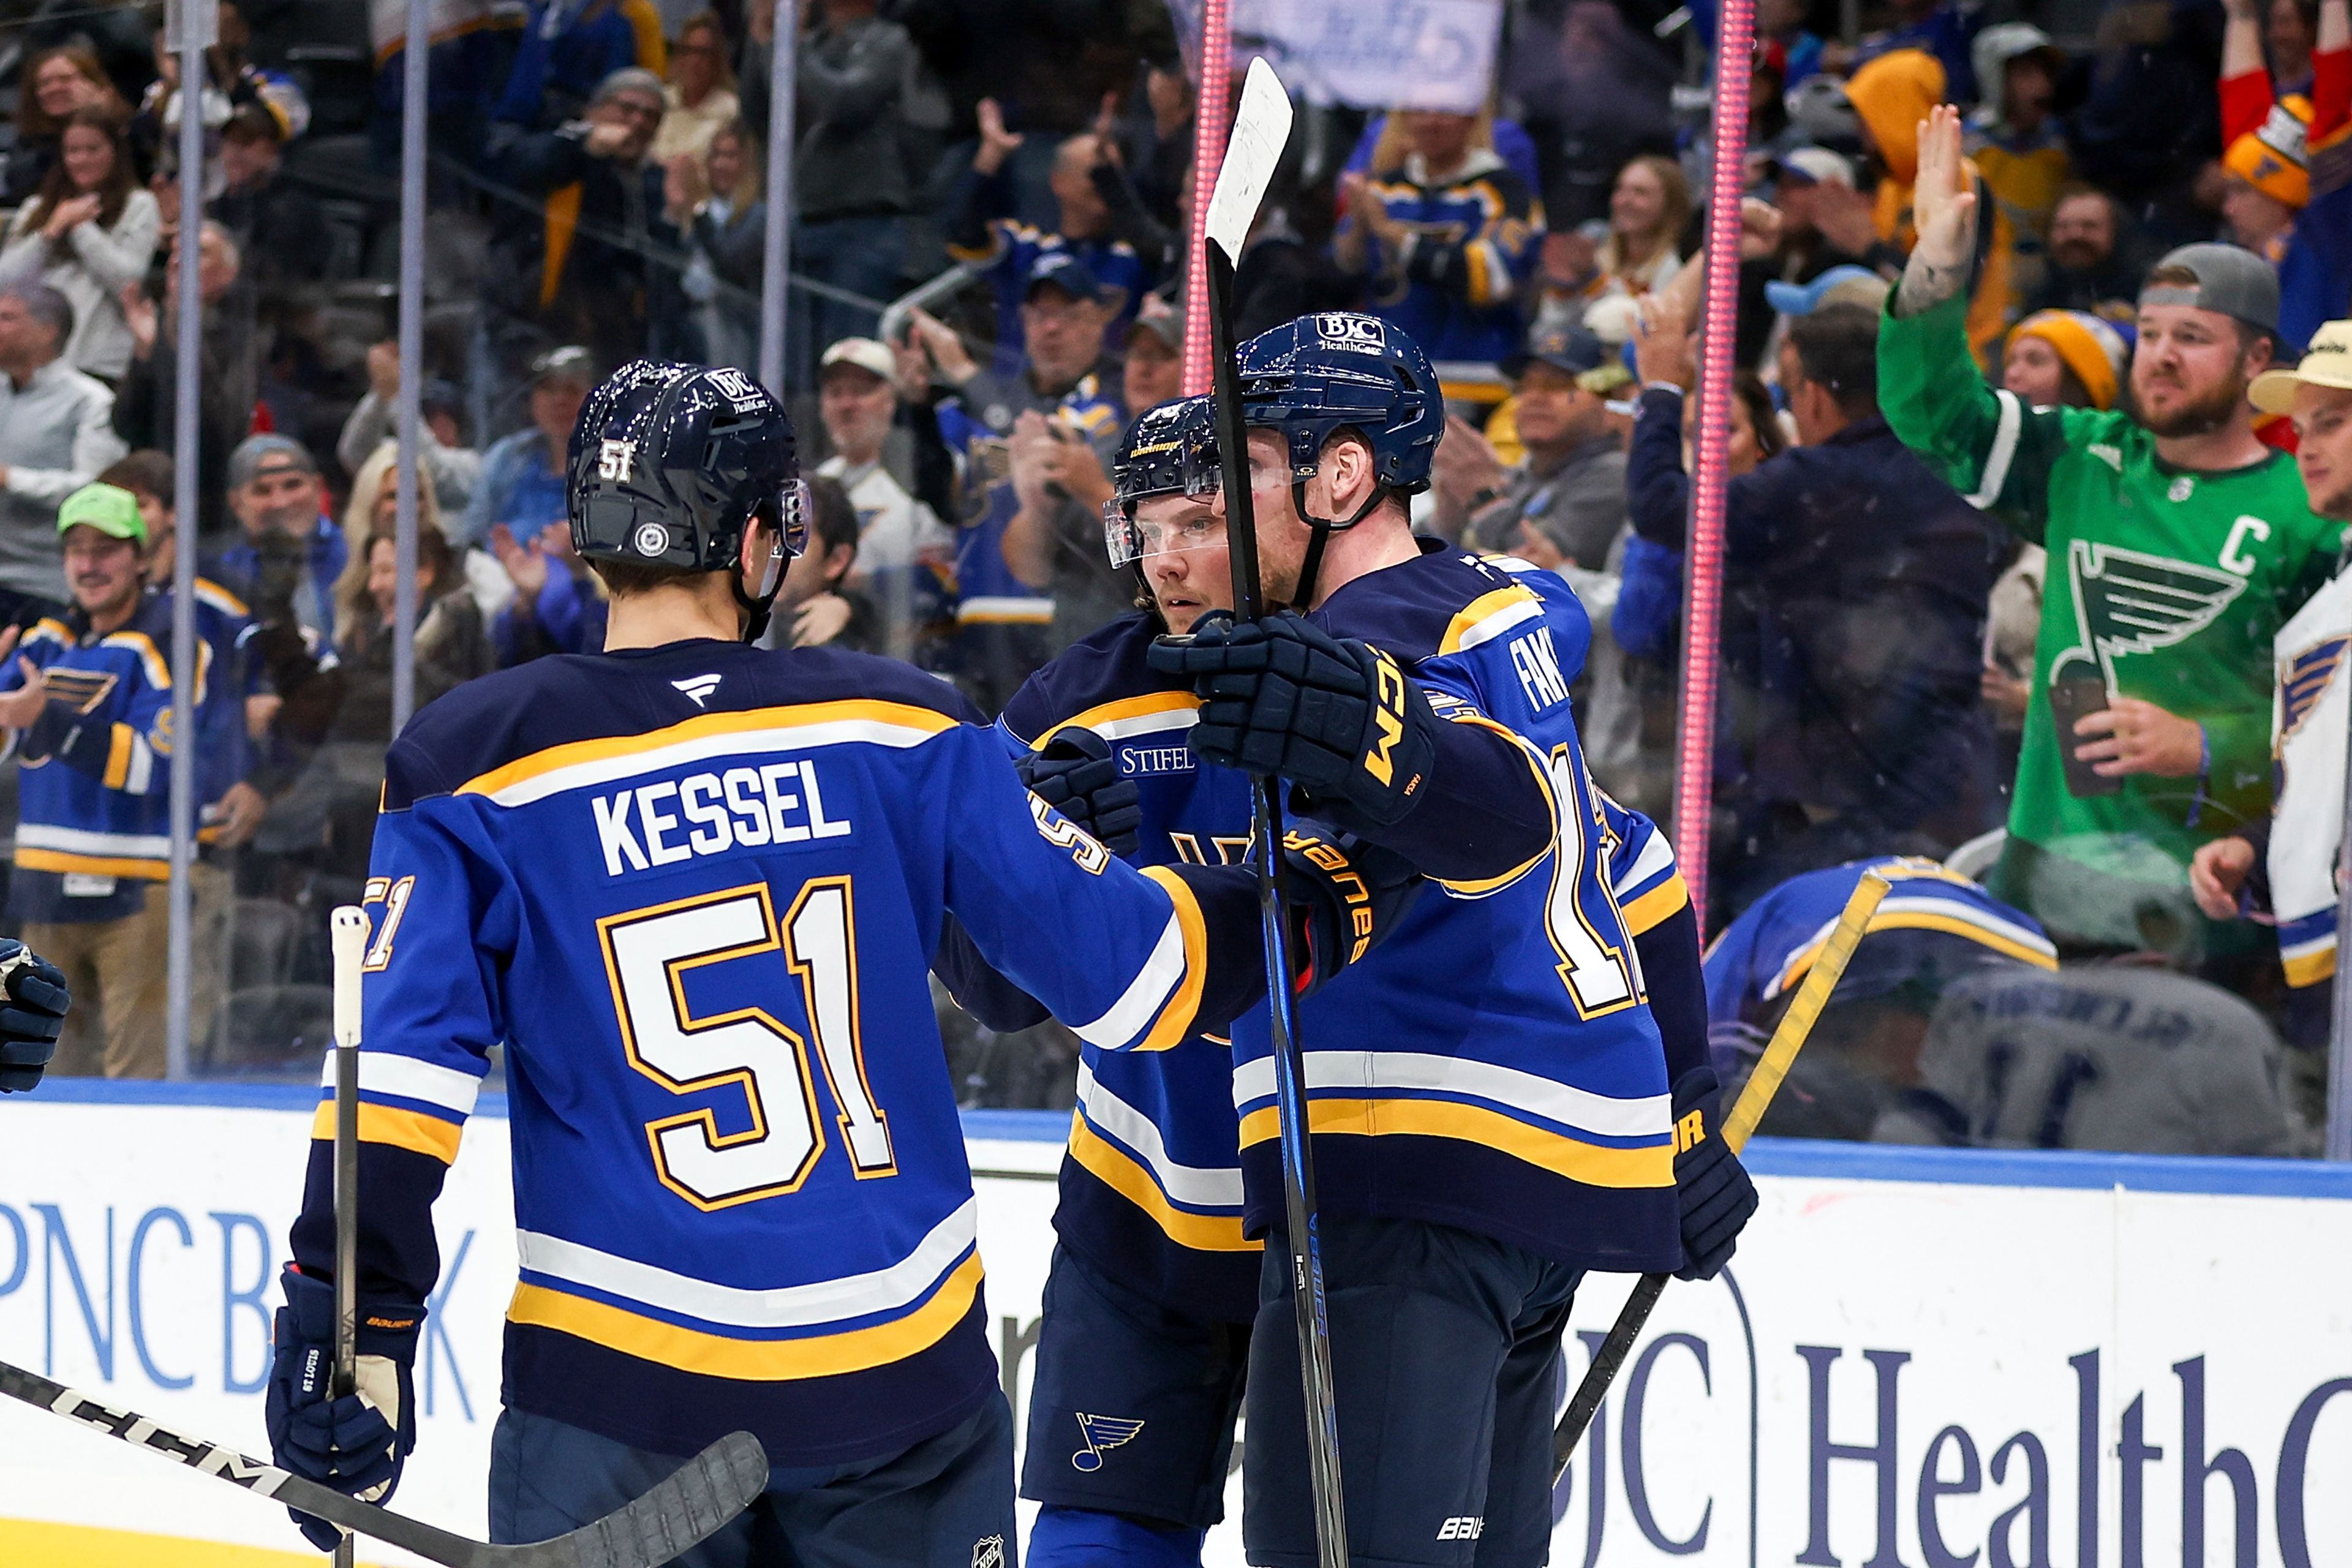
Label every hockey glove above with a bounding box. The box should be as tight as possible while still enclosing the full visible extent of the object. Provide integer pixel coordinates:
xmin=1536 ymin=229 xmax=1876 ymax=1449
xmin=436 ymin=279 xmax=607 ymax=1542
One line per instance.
xmin=265 ymin=1266 xmax=422 ymax=1551
xmin=1016 ymin=728 xmax=1142 ymax=858
xmin=0 ymin=940 xmax=67 ymax=1093
xmin=1281 ymin=826 xmax=1425 ymax=994
xmin=1669 ymin=1066 xmax=1758 ymax=1281
xmin=1147 ymin=612 xmax=1440 ymax=826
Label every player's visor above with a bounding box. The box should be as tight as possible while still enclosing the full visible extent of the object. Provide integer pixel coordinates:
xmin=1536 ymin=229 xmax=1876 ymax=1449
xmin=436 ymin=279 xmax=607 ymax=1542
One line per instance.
xmin=1104 ymin=492 xmax=1226 ymax=568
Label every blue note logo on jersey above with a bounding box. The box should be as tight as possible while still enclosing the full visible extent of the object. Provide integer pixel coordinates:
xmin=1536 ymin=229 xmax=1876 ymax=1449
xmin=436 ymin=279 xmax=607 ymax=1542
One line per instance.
xmin=1071 ymin=1412 xmax=1145 ymax=1470
xmin=2280 ymin=635 xmax=2348 ymax=742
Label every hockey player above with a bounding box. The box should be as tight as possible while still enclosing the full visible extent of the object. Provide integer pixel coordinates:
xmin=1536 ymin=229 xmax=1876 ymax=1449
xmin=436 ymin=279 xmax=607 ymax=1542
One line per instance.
xmin=989 ymin=397 xmax=1258 ymax=1568
xmin=1144 ymin=312 xmax=1757 ymax=1564
xmin=262 ymin=361 xmax=1414 ymax=1564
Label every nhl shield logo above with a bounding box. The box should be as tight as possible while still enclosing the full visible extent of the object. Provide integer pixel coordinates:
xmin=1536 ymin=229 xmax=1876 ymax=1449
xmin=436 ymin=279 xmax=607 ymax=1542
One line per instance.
xmin=971 ymin=1535 xmax=1005 ymax=1568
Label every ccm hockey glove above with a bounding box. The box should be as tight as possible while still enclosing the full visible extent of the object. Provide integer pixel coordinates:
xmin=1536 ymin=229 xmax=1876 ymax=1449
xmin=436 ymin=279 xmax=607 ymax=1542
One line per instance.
xmin=1281 ymin=826 xmax=1425 ymax=993
xmin=1147 ymin=612 xmax=1439 ymax=825
xmin=1016 ymin=728 xmax=1143 ymax=858
xmin=1670 ymin=1067 xmax=1758 ymax=1281
xmin=0 ymin=939 xmax=67 ymax=1092
xmin=265 ymin=1267 xmax=422 ymax=1551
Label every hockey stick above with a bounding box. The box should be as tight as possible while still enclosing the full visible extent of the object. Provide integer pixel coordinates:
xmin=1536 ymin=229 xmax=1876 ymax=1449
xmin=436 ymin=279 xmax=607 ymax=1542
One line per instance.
xmin=330 ymin=905 xmax=368 ymax=1568
xmin=1550 ymin=869 xmax=1891 ymax=1481
xmin=0 ymin=1360 xmax=768 ymax=1568
xmin=1200 ymin=59 xmax=1349 ymax=1568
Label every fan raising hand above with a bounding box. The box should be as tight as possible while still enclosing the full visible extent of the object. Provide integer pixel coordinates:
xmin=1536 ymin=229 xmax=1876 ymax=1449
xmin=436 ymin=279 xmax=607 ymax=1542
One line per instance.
xmin=1909 ymin=103 xmax=1977 ymax=274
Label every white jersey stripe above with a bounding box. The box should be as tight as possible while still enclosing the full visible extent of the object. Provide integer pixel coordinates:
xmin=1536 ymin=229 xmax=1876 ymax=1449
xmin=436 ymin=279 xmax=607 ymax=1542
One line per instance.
xmin=1076 ymin=1060 xmax=1245 ymax=1210
xmin=1069 ymin=908 xmax=1186 ymax=1049
xmin=1231 ymin=1050 xmax=1671 ymax=1139
xmin=516 ymin=1199 xmax=979 ymax=1331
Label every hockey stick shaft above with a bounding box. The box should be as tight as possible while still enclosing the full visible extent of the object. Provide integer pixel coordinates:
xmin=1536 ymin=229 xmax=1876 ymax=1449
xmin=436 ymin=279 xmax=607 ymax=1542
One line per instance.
xmin=1207 ymin=241 xmax=1348 ymax=1568
xmin=1551 ymin=871 xmax=1892 ymax=1479
xmin=0 ymin=1359 xmax=769 ymax=1568
xmin=330 ymin=905 xmax=368 ymax=1568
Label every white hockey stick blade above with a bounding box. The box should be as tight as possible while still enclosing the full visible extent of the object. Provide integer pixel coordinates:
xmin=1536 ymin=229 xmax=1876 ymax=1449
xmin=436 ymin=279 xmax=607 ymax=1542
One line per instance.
xmin=0 ymin=1359 xmax=769 ymax=1568
xmin=1204 ymin=57 xmax=1295 ymax=265
xmin=330 ymin=904 xmax=369 ymax=1049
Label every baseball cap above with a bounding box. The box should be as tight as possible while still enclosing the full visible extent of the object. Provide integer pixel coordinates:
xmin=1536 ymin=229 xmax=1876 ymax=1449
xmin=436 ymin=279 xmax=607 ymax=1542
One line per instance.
xmin=1025 ymin=252 xmax=1105 ymax=303
xmin=2250 ymin=318 xmax=2352 ymax=412
xmin=226 ymin=433 xmax=318 ymax=491
xmin=1776 ymin=146 xmax=1856 ymax=189
xmin=2141 ymin=243 xmax=2282 ymax=336
xmin=530 ymin=345 xmax=596 ymax=386
xmin=1127 ymin=293 xmax=1185 ymax=352
xmin=1765 ymin=264 xmax=1889 ymax=318
xmin=57 ymin=482 xmax=146 ymax=545
xmin=820 ymin=337 xmax=898 ymax=383
xmin=1503 ymin=322 xmax=1608 ymax=380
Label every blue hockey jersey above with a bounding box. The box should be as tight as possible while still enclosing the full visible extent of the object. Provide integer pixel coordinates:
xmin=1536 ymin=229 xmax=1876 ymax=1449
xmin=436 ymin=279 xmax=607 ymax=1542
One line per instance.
xmin=997 ymin=613 xmax=1261 ymax=1323
xmin=945 ymin=218 xmax=1152 ymax=368
xmin=2 ymin=592 xmax=194 ymax=924
xmin=1703 ymin=856 xmax=2059 ymax=1031
xmin=289 ymin=638 xmax=1260 ymax=1465
xmin=1231 ymin=546 xmax=1681 ymax=1273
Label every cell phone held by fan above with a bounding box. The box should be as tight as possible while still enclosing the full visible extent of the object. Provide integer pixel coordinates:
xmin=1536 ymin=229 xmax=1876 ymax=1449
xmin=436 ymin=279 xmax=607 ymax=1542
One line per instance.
xmin=2048 ymin=675 xmax=2123 ymax=797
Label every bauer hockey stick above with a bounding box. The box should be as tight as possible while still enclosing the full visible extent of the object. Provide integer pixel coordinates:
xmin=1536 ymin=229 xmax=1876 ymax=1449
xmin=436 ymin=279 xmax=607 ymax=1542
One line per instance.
xmin=330 ymin=904 xmax=368 ymax=1568
xmin=1551 ymin=869 xmax=1893 ymax=1481
xmin=1199 ymin=59 xmax=1350 ymax=1568
xmin=0 ymin=1361 xmax=769 ymax=1568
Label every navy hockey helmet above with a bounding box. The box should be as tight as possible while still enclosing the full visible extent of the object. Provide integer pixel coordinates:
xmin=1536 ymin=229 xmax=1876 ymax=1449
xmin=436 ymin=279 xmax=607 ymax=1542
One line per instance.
xmin=569 ymin=360 xmax=811 ymax=576
xmin=1104 ymin=395 xmax=1223 ymax=568
xmin=1236 ymin=311 xmax=1443 ymax=499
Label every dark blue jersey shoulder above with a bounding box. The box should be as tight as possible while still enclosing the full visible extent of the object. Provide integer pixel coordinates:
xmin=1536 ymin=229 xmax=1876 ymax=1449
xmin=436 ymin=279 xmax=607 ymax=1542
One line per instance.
xmin=998 ymin=612 xmax=1181 ymax=745
xmin=383 ymin=639 xmax=982 ymax=807
xmin=1309 ymin=540 xmax=1550 ymax=662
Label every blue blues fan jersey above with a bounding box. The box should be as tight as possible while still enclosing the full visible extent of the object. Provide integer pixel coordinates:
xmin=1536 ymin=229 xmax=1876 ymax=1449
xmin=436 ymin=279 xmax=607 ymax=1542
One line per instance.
xmin=1340 ymin=151 xmax=1542 ymax=364
xmin=1 ymin=592 xmax=192 ymax=924
xmin=1703 ymin=856 xmax=2059 ymax=1030
xmin=288 ymin=639 xmax=1248 ymax=1466
xmin=182 ymin=578 xmax=261 ymax=829
xmin=938 ymin=384 xmax=1124 ymax=626
xmin=1234 ymin=546 xmax=1681 ymax=1273
xmin=997 ymin=614 xmax=1261 ymax=1323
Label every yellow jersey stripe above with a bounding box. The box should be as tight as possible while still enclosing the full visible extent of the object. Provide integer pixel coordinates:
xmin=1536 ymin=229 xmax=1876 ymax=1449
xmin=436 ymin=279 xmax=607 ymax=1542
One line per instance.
xmin=99 ymin=630 xmax=173 ymax=691
xmin=1239 ymin=1096 xmax=1675 ymax=1189
xmin=102 ymin=723 xmax=132 ymax=790
xmin=2284 ymin=944 xmax=2337 ymax=987
xmin=1776 ymin=909 xmax=2062 ymax=997
xmin=311 ymin=1101 xmax=465 ymax=1163
xmin=1617 ymin=873 xmax=1691 ymax=938
xmin=1066 ymin=1113 xmax=1257 ymax=1253
xmin=1438 ymin=585 xmax=1542 ymax=655
xmin=1028 ymin=691 xmax=1200 ymax=750
xmin=458 ymin=699 xmax=960 ymax=800
xmin=507 ymin=1253 xmax=984 ymax=1381
xmin=1134 ymin=866 xmax=1208 ymax=1051
xmin=14 ymin=848 xmax=169 ymax=880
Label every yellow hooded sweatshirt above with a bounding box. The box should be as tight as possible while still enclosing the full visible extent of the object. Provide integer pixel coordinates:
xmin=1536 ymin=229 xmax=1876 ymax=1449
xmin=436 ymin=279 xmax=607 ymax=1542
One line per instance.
xmin=1847 ymin=49 xmax=2015 ymax=363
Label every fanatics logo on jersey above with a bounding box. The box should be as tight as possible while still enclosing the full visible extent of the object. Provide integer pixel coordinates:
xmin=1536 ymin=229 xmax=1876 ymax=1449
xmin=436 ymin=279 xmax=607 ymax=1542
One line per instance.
xmin=598 ymin=437 xmax=636 ymax=482
xmin=672 ymin=674 xmax=723 ymax=708
xmin=633 ymin=521 xmax=669 ymax=558
xmin=1071 ymin=1412 xmax=1145 ymax=1470
xmin=971 ymin=1536 xmax=1005 ymax=1568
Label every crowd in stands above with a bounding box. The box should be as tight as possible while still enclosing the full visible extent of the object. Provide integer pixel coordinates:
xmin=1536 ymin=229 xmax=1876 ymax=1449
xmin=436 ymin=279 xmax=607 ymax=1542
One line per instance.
xmin=0 ymin=0 xmax=2344 ymax=1162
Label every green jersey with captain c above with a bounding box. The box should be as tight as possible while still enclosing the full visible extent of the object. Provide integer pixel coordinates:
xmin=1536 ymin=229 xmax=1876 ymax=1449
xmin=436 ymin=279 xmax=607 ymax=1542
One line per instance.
xmin=1878 ymin=293 xmax=2343 ymax=884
